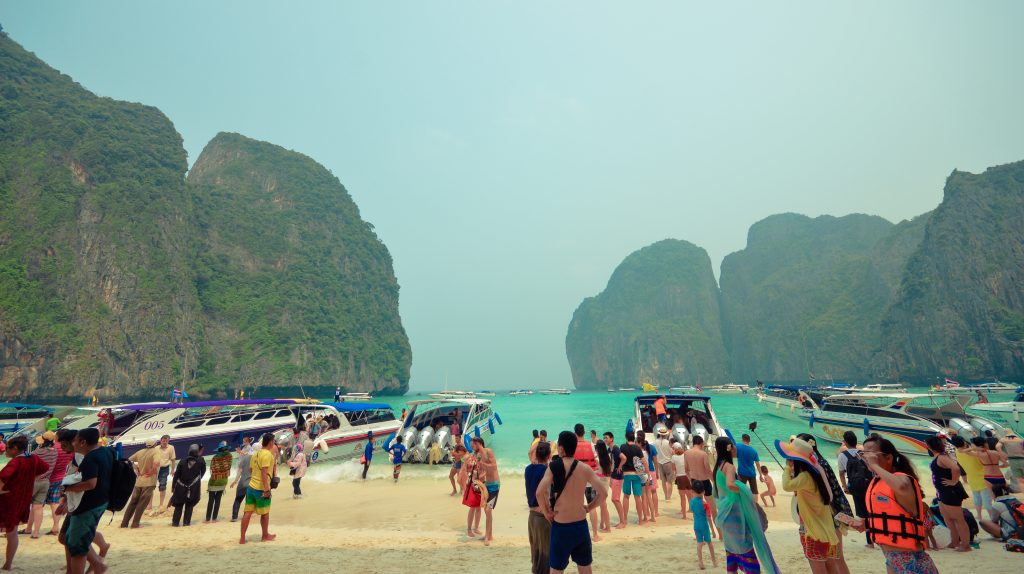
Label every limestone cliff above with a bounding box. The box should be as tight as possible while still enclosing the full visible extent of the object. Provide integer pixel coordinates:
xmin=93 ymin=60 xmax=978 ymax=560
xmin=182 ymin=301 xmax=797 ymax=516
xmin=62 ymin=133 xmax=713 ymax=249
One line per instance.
xmin=566 ymin=240 xmax=730 ymax=389
xmin=878 ymin=161 xmax=1024 ymax=381
xmin=0 ymin=32 xmax=199 ymax=400
xmin=187 ymin=133 xmax=411 ymax=396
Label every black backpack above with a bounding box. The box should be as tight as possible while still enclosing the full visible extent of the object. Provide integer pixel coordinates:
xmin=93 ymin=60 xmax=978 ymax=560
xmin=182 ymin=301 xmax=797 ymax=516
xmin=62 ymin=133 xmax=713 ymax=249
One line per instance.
xmin=844 ymin=450 xmax=872 ymax=491
xmin=107 ymin=446 xmax=137 ymax=513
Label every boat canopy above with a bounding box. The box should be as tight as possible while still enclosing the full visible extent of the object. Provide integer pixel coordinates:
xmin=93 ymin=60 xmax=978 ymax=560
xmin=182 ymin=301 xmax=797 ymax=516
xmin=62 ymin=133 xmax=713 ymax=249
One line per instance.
xmin=116 ymin=399 xmax=299 ymax=411
xmin=321 ymin=402 xmax=392 ymax=412
xmin=765 ymin=385 xmax=811 ymax=392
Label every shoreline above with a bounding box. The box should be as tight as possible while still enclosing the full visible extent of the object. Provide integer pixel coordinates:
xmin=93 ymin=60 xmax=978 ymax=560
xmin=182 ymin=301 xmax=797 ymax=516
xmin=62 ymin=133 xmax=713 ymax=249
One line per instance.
xmin=14 ymin=470 xmax=1021 ymax=573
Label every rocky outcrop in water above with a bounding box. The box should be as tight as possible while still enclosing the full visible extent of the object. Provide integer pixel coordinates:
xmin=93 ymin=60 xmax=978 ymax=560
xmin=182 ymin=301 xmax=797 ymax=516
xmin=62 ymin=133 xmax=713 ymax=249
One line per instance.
xmin=566 ymin=240 xmax=730 ymax=389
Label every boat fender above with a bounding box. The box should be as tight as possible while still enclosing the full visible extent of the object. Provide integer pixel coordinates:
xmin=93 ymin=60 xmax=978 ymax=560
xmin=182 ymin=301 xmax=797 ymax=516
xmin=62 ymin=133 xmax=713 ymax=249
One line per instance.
xmin=488 ymin=419 xmax=495 ymax=434
xmin=625 ymin=419 xmax=635 ymax=434
xmin=862 ymin=418 xmax=870 ymax=437
xmin=724 ymin=428 xmax=734 ymax=442
xmin=809 ymin=413 xmax=815 ymax=428
xmin=463 ymin=434 xmax=472 ymax=451
xmin=474 ymin=426 xmax=481 ymax=439
xmin=494 ymin=412 xmax=503 ymax=425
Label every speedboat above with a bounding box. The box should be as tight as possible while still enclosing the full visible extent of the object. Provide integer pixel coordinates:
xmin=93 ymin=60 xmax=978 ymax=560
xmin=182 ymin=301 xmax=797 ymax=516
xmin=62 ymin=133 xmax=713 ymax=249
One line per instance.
xmin=756 ymin=385 xmax=822 ymax=420
xmin=967 ymin=387 xmax=1024 ymax=435
xmin=669 ymin=386 xmax=698 ymax=393
xmin=931 ymin=381 xmax=1019 ymax=397
xmin=799 ymin=392 xmax=1004 ymax=456
xmin=853 ymin=383 xmax=907 ymax=393
xmin=630 ymin=394 xmax=725 ymax=449
xmin=307 ymin=402 xmax=402 ymax=464
xmin=474 ymin=391 xmax=496 ymax=397
xmin=0 ymin=403 xmax=55 ymax=434
xmin=336 ymin=392 xmax=374 ymax=402
xmin=539 ymin=388 xmax=572 ymax=395
xmin=428 ymin=390 xmax=477 ymax=400
xmin=64 ymin=399 xmax=335 ymax=459
xmin=509 ymin=389 xmax=534 ymax=396
xmin=704 ymin=384 xmax=750 ymax=394
xmin=388 ymin=398 xmax=501 ymax=463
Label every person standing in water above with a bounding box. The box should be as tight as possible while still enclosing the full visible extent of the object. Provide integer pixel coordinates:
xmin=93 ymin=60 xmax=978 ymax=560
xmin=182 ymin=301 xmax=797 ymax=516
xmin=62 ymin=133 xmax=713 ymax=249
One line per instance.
xmin=471 ymin=437 xmax=500 ymax=546
xmin=361 ymin=431 xmax=374 ymax=480
xmin=535 ymin=430 xmax=608 ymax=574
xmin=387 ymin=436 xmax=406 ymax=482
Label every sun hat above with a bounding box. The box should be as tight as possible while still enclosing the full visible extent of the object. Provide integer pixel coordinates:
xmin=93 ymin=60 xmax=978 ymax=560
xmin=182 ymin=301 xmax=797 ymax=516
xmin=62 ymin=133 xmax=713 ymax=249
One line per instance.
xmin=775 ymin=438 xmax=833 ymax=498
xmin=658 ymin=427 xmax=671 ymax=436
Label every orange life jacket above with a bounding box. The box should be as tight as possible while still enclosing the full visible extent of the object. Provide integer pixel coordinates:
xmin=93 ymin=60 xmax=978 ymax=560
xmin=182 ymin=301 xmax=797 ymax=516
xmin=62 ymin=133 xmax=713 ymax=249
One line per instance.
xmin=864 ymin=472 xmax=927 ymax=550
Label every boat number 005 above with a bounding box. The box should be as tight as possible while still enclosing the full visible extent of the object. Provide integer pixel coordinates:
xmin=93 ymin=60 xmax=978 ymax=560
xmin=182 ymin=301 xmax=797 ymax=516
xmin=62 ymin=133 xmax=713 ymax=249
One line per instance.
xmin=143 ymin=421 xmax=165 ymax=431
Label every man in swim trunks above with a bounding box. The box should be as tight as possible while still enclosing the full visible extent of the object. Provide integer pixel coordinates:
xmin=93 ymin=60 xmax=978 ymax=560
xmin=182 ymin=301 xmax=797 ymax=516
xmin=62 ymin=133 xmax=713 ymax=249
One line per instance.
xmin=536 ymin=430 xmax=608 ymax=574
xmin=617 ymin=431 xmax=646 ymax=526
xmin=239 ymin=432 xmax=276 ymax=544
xmin=471 ymin=437 xmax=500 ymax=545
xmin=684 ymin=435 xmax=716 ymax=522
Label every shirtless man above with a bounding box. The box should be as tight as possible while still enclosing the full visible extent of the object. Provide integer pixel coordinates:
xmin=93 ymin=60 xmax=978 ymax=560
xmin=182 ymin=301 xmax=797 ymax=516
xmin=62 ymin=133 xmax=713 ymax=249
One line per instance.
xmin=470 ymin=437 xmax=500 ymax=545
xmin=684 ymin=435 xmax=716 ymax=522
xmin=536 ymin=430 xmax=609 ymax=574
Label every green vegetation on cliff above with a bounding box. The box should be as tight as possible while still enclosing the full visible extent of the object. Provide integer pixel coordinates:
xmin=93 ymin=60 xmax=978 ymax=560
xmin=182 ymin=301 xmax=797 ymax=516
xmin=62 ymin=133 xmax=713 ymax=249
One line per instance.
xmin=0 ymin=33 xmax=410 ymax=400
xmin=720 ymin=213 xmax=925 ymax=382
xmin=566 ymin=240 xmax=730 ymax=389
xmin=879 ymin=161 xmax=1024 ymax=381
xmin=0 ymin=31 xmax=198 ymax=398
xmin=188 ymin=133 xmax=411 ymax=395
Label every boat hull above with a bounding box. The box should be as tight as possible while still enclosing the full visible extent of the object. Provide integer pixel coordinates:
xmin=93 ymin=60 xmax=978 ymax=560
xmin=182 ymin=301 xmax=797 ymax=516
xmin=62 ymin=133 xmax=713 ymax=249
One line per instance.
xmin=755 ymin=394 xmax=808 ymax=421
xmin=797 ymin=411 xmax=937 ymax=456
xmin=968 ymin=402 xmax=1024 ymax=434
xmin=309 ymin=421 xmax=404 ymax=464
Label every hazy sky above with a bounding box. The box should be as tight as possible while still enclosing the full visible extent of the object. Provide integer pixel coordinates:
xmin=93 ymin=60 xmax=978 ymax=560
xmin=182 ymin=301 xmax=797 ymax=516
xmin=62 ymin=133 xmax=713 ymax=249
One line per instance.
xmin=4 ymin=2 xmax=1023 ymax=391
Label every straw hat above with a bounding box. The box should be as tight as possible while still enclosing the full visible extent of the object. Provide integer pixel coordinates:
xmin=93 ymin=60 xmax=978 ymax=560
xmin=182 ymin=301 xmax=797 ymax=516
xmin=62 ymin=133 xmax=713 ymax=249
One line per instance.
xmin=657 ymin=427 xmax=671 ymax=437
xmin=774 ymin=437 xmax=833 ymax=500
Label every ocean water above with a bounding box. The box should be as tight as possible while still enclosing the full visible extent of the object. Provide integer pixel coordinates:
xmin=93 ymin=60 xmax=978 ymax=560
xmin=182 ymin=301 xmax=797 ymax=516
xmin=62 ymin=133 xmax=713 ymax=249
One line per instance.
xmin=323 ymin=390 xmax=807 ymax=481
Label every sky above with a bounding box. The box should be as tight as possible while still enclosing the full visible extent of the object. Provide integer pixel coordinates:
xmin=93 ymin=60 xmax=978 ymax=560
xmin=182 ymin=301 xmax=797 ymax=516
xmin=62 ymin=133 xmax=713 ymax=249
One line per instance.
xmin=3 ymin=2 xmax=1023 ymax=391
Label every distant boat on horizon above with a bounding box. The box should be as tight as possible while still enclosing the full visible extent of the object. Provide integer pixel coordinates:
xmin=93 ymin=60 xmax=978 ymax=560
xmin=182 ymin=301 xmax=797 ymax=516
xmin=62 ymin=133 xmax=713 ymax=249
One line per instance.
xmin=509 ymin=389 xmax=534 ymax=396
xmin=539 ymin=388 xmax=572 ymax=395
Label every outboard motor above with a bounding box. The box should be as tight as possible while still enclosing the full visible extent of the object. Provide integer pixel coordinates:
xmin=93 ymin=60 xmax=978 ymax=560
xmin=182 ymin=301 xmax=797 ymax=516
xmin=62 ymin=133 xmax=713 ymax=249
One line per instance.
xmin=969 ymin=417 xmax=1002 ymax=438
xmin=409 ymin=426 xmax=435 ymax=463
xmin=434 ymin=425 xmax=452 ymax=449
xmin=671 ymin=424 xmax=690 ymax=447
xmin=399 ymin=426 xmax=419 ymax=453
xmin=948 ymin=418 xmax=976 ymax=439
xmin=692 ymin=423 xmax=710 ymax=445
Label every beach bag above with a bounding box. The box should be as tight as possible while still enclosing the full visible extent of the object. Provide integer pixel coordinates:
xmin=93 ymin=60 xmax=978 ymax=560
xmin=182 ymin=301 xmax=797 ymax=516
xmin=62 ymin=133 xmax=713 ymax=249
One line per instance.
xmin=632 ymin=456 xmax=650 ymax=485
xmin=462 ymin=481 xmax=482 ymax=508
xmin=1006 ymin=537 xmax=1024 ymax=552
xmin=843 ymin=450 xmax=871 ymax=492
xmin=106 ymin=447 xmax=136 ymax=513
xmin=1002 ymin=499 xmax=1024 ymax=540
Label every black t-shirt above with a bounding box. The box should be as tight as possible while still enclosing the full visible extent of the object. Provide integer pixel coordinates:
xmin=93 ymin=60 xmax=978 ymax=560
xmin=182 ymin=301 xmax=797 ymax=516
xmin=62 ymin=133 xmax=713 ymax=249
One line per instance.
xmin=74 ymin=446 xmax=113 ymax=515
xmin=609 ymin=445 xmax=623 ymax=480
xmin=619 ymin=443 xmax=644 ymax=473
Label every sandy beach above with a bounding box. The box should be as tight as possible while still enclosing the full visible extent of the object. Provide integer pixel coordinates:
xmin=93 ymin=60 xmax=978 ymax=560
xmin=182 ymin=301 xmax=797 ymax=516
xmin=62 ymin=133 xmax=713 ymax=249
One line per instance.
xmin=13 ymin=465 xmax=1022 ymax=573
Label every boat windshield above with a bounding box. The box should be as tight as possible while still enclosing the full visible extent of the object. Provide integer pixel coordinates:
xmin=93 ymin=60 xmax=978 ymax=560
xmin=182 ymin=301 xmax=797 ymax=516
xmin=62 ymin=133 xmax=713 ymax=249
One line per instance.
xmin=408 ymin=403 xmax=470 ymax=430
xmin=636 ymin=396 xmax=714 ymax=434
xmin=347 ymin=408 xmax=396 ymax=427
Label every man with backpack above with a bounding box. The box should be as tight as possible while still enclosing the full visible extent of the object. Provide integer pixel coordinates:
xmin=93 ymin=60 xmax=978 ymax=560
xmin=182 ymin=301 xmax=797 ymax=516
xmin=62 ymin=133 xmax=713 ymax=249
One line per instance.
xmin=535 ymin=430 xmax=608 ymax=574
xmin=63 ymin=428 xmax=113 ymax=574
xmin=979 ymin=484 xmax=1024 ymax=545
xmin=838 ymin=430 xmax=873 ymax=548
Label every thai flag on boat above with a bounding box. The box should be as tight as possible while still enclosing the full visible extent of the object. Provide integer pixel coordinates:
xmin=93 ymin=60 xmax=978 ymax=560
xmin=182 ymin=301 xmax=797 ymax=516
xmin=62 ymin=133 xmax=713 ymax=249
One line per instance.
xmin=944 ymin=378 xmax=960 ymax=387
xmin=171 ymin=388 xmax=189 ymax=399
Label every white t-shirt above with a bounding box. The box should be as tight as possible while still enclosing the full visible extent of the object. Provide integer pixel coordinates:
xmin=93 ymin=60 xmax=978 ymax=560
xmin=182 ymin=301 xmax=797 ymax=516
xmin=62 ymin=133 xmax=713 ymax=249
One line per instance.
xmin=654 ymin=437 xmax=674 ymax=464
xmin=671 ymin=453 xmax=687 ymax=477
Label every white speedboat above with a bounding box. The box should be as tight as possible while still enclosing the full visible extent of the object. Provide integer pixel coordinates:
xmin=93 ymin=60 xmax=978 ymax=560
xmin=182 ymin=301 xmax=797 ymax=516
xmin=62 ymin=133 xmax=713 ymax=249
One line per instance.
xmin=800 ymin=392 xmax=1004 ymax=456
xmin=967 ymin=387 xmax=1024 ymax=435
xmin=64 ymin=399 xmax=334 ymax=459
xmin=631 ymin=393 xmax=725 ymax=449
xmin=704 ymin=384 xmax=750 ymax=394
xmin=428 ymin=390 xmax=477 ymax=400
xmin=474 ymin=391 xmax=496 ymax=397
xmin=539 ymin=388 xmax=572 ymax=395
xmin=336 ymin=392 xmax=374 ymax=402
xmin=853 ymin=383 xmax=907 ymax=393
xmin=307 ymin=402 xmax=402 ymax=464
xmin=509 ymin=389 xmax=534 ymax=396
xmin=669 ymin=386 xmax=698 ymax=393
xmin=756 ymin=385 xmax=822 ymax=421
xmin=388 ymin=398 xmax=502 ymax=463
xmin=931 ymin=381 xmax=1019 ymax=397
xmin=0 ymin=403 xmax=55 ymax=434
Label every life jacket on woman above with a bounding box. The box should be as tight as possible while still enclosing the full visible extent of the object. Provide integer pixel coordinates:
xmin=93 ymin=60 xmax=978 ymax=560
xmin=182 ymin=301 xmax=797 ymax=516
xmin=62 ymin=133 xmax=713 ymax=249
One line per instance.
xmin=864 ymin=472 xmax=927 ymax=549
